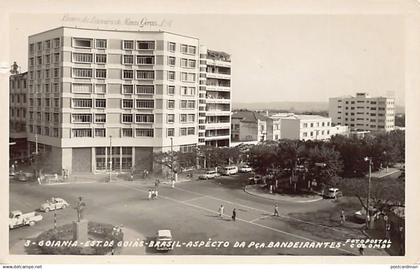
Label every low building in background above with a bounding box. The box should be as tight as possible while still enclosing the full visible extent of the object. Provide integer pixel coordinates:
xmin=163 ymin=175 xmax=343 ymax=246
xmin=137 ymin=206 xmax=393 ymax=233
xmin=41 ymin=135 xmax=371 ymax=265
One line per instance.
xmin=330 ymin=125 xmax=350 ymax=137
xmin=231 ymin=111 xmax=269 ymax=142
xmin=276 ymin=114 xmax=332 ymax=141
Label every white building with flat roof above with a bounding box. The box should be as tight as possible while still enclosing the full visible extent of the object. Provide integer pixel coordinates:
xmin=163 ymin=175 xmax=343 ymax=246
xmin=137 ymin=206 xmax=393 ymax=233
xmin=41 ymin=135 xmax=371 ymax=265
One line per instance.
xmin=329 ymin=92 xmax=395 ymax=132
xmin=278 ymin=114 xmax=333 ymax=141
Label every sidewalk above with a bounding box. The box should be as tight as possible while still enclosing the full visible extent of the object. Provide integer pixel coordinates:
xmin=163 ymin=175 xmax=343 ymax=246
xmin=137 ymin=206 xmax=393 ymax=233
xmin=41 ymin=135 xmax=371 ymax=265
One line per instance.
xmin=370 ymin=168 xmax=400 ymax=179
xmin=244 ymin=185 xmax=323 ymax=203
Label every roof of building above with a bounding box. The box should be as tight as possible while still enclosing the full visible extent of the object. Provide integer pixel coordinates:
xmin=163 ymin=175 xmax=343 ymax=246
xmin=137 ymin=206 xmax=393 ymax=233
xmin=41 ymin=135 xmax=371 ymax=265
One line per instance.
xmin=282 ymin=114 xmax=331 ymax=121
xmin=232 ymin=111 xmax=269 ymax=123
xmin=29 ymin=26 xmax=199 ymax=40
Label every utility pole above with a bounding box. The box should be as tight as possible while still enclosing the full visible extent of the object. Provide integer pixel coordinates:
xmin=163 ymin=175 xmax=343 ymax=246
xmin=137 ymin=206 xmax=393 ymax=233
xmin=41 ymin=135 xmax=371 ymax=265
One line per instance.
xmin=364 ymin=157 xmax=372 ymax=229
xmin=109 ymin=136 xmax=112 ymax=182
xmin=170 ymin=137 xmax=174 ymax=180
xmin=34 ymin=133 xmax=39 ymax=177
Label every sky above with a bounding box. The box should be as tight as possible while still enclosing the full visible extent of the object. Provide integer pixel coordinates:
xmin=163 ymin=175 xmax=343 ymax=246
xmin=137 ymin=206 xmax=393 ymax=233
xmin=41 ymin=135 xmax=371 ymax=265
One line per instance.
xmin=9 ymin=13 xmax=406 ymax=106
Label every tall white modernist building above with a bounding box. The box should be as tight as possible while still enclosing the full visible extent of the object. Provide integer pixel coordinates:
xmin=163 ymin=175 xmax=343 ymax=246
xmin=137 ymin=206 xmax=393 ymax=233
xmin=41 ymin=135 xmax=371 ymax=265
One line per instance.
xmin=329 ymin=92 xmax=395 ymax=132
xmin=25 ymin=26 xmax=231 ymax=174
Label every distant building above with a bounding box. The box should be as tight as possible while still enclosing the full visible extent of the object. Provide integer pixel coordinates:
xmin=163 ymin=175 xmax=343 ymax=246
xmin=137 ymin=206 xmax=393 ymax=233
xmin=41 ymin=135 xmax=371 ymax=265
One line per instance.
xmin=329 ymin=92 xmax=395 ymax=132
xmin=273 ymin=114 xmax=333 ymax=141
xmin=231 ymin=111 xmax=270 ymax=142
xmin=9 ymin=71 xmax=29 ymax=162
xmin=330 ymin=125 xmax=350 ymax=137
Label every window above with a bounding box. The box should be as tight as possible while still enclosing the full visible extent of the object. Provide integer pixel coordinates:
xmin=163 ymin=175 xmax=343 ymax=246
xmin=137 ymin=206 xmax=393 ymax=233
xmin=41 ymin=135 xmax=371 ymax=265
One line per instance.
xmin=188 ymin=59 xmax=196 ymax=68
xmin=96 ymin=39 xmax=107 ymax=49
xmin=122 ymin=114 xmax=133 ymax=123
xmin=123 ymin=55 xmax=134 ymax=65
xmin=122 ymin=128 xmax=133 ymax=137
xmin=95 ymin=128 xmax=106 ymax=137
xmin=136 ymin=99 xmax=154 ymax=108
xmin=72 ymin=114 xmax=92 ymax=123
xmin=96 ymin=54 xmax=107 ymax=64
xmin=180 ymin=114 xmax=187 ymax=123
xmin=53 ymin=128 xmax=59 ymax=137
xmin=54 ymin=98 xmax=60 ymax=107
xmin=180 ymin=44 xmax=188 ymax=53
xmin=188 ymin=114 xmax=195 ymax=122
xmin=136 ymin=85 xmax=154 ymax=94
xmin=72 ymin=99 xmax=92 ymax=108
xmin=54 ymin=53 xmax=60 ymax=63
xmin=180 ymin=127 xmax=187 ymax=136
xmin=180 ymin=100 xmax=187 ymax=109
xmin=181 ymin=58 xmax=188 ymax=68
xmin=122 ymin=99 xmax=134 ymax=108
xmin=44 ymin=127 xmax=50 ymax=136
xmin=303 ymin=132 xmax=307 ymax=137
xmin=136 ymin=70 xmax=154 ymax=80
xmin=188 ymin=46 xmax=196 ymax=54
xmin=95 ymin=114 xmax=106 ymax=123
xmin=29 ymin=44 xmax=34 ymax=54
xmin=137 ymin=56 xmax=154 ymax=65
xmin=45 ymin=69 xmax=50 ymax=79
xmin=168 ymin=42 xmax=176 ymax=52
xmin=136 ymin=128 xmax=154 ymax=137
xmin=123 ymin=85 xmax=134 ymax=94
xmin=37 ymin=42 xmax=42 ymax=51
xmin=54 ymin=113 xmax=59 ymax=123
xmin=123 ymin=40 xmax=134 ymax=50
xmin=181 ymin=86 xmax=195 ymax=96
xmin=168 ymin=71 xmax=175 ymax=80
xmin=73 ymin=53 xmax=93 ymax=63
xmin=137 ymin=41 xmax=155 ymax=50
xmin=123 ymin=70 xmax=134 ymax=79
xmin=96 ymin=84 xmax=106 ymax=93
xmin=187 ymin=100 xmax=195 ymax=109
xmin=95 ymin=99 xmax=106 ymax=108
xmin=73 ymin=68 xmax=92 ymax=78
xmin=72 ymin=129 xmax=92 ymax=137
xmin=96 ymin=69 xmax=106 ymax=78
xmin=54 ymin=68 xmax=59 ymax=78
xmin=45 ymin=54 xmax=50 ymax=64
xmin=187 ymin=127 xmax=195 ymax=135
xmin=73 ymin=38 xmax=92 ymax=48
xmin=136 ymin=114 xmax=154 ymax=123
xmin=181 ymin=72 xmax=196 ymax=82
xmin=168 ymin=56 xmax=176 ymax=66
xmin=167 ymin=128 xmax=175 ymax=137
xmin=167 ymin=114 xmax=175 ymax=123
xmin=168 ymin=85 xmax=175 ymax=95
xmin=29 ymin=57 xmax=34 ymax=66
xmin=167 ymin=100 xmax=175 ymax=109
xmin=45 ymin=98 xmax=50 ymax=107
xmin=37 ymin=56 xmax=42 ymax=65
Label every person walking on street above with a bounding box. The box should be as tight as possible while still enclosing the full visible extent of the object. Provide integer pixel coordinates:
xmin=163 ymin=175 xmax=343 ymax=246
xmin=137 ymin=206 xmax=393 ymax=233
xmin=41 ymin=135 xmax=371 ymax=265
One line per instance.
xmin=155 ymin=189 xmax=159 ymax=199
xmin=359 ymin=246 xmax=364 ymax=256
xmin=148 ymin=189 xmax=152 ymax=200
xmin=171 ymin=178 xmax=175 ymax=188
xmin=340 ymin=210 xmax=346 ymax=225
xmin=232 ymin=208 xmax=237 ymax=221
xmin=218 ymin=205 xmax=224 ymax=218
xmin=273 ymin=203 xmax=279 ymax=217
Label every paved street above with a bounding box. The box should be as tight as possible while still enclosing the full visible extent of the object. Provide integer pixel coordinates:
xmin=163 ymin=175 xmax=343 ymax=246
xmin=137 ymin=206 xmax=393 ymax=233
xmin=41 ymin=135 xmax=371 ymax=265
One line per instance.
xmin=9 ymin=174 xmax=388 ymax=255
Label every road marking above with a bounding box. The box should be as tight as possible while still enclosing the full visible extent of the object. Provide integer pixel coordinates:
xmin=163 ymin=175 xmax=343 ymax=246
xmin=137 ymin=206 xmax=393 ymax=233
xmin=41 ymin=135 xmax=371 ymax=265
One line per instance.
xmin=172 ymin=185 xmax=358 ymax=237
xmin=115 ymin=182 xmax=356 ymax=256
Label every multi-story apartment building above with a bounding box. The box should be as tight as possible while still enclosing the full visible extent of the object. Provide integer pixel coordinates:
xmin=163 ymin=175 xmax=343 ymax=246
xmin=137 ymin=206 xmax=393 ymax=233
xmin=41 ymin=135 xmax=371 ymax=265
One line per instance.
xmin=9 ymin=71 xmax=29 ymax=162
xmin=329 ymin=92 xmax=395 ymax=132
xmin=199 ymin=47 xmax=231 ymax=147
xmin=25 ymin=26 xmax=212 ymax=175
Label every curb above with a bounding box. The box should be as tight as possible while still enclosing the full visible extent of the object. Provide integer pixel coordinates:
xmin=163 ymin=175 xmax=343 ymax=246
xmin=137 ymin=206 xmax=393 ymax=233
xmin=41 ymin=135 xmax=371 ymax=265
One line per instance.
xmin=244 ymin=185 xmax=323 ymax=203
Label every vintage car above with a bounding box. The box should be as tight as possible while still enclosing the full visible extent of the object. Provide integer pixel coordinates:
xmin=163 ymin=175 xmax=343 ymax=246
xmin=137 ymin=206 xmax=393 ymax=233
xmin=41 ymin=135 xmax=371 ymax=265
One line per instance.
xmin=40 ymin=197 xmax=70 ymax=212
xmin=9 ymin=210 xmax=43 ymax=229
xmin=155 ymin=229 xmax=174 ymax=251
xmin=198 ymin=170 xmax=219 ymax=180
xmin=324 ymin=188 xmax=343 ymax=199
xmin=238 ymin=164 xmax=253 ymax=173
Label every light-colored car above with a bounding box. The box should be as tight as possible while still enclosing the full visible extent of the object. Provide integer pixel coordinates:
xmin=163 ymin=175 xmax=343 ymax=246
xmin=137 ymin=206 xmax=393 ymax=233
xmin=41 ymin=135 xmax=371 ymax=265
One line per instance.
xmin=239 ymin=165 xmax=253 ymax=173
xmin=198 ymin=170 xmax=219 ymax=180
xmin=9 ymin=210 xmax=43 ymax=229
xmin=220 ymin=166 xmax=239 ymax=176
xmin=156 ymin=229 xmax=173 ymax=251
xmin=40 ymin=197 xmax=70 ymax=212
xmin=324 ymin=188 xmax=343 ymax=199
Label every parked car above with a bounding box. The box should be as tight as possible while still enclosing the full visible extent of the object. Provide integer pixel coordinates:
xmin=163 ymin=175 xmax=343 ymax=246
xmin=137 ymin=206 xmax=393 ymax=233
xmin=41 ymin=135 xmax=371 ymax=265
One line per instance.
xmin=353 ymin=207 xmax=380 ymax=222
xmin=220 ymin=166 xmax=239 ymax=176
xmin=239 ymin=164 xmax=253 ymax=173
xmin=198 ymin=170 xmax=219 ymax=180
xmin=324 ymin=188 xmax=343 ymax=199
xmin=155 ymin=229 xmax=174 ymax=251
xmin=249 ymin=174 xmax=263 ymax=185
xmin=9 ymin=210 xmax=43 ymax=229
xmin=40 ymin=197 xmax=70 ymax=212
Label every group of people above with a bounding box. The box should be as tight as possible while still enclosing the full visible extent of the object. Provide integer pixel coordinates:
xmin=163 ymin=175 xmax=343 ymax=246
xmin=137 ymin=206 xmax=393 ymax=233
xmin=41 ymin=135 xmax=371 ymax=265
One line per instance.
xmin=148 ymin=189 xmax=159 ymax=200
xmin=218 ymin=205 xmax=236 ymax=221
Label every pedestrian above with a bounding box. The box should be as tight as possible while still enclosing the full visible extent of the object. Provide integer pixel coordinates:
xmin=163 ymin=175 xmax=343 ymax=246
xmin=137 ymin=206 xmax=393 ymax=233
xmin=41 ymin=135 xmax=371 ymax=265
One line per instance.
xmin=273 ymin=203 xmax=279 ymax=217
xmin=359 ymin=246 xmax=364 ymax=256
xmin=232 ymin=208 xmax=237 ymax=221
xmin=340 ymin=210 xmax=346 ymax=225
xmin=218 ymin=205 xmax=224 ymax=218
xmin=155 ymin=189 xmax=158 ymax=199
xmin=385 ymin=223 xmax=391 ymax=239
xmin=171 ymin=178 xmax=175 ymax=188
xmin=148 ymin=189 xmax=152 ymax=200
xmin=37 ymin=176 xmax=42 ymax=185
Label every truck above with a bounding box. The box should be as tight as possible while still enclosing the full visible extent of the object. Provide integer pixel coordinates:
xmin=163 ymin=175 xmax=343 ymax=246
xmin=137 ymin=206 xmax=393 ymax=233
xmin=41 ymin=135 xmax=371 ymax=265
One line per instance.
xmin=9 ymin=210 xmax=43 ymax=229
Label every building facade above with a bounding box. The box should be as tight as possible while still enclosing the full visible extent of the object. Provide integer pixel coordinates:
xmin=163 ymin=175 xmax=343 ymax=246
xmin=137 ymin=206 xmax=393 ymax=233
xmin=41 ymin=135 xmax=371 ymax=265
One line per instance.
xmin=9 ymin=72 xmax=29 ymax=162
xmin=23 ymin=26 xmax=231 ymax=175
xmin=276 ymin=114 xmax=333 ymax=141
xmin=231 ymin=111 xmax=269 ymax=142
xmin=199 ymin=47 xmax=231 ymax=147
xmin=329 ymin=92 xmax=395 ymax=132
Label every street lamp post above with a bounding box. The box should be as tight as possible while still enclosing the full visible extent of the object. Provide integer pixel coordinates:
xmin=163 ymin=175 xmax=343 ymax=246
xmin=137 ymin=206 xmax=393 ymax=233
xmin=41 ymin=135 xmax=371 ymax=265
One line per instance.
xmin=170 ymin=137 xmax=174 ymax=180
xmin=364 ymin=156 xmax=372 ymax=229
xmin=109 ymin=136 xmax=112 ymax=182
